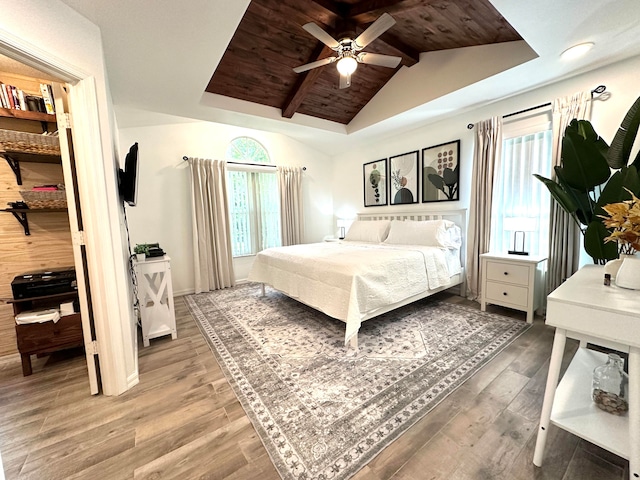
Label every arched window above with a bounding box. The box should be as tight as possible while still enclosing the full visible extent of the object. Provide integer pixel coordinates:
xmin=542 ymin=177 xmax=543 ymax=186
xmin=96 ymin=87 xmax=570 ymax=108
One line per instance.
xmin=226 ymin=137 xmax=280 ymax=256
xmin=226 ymin=137 xmax=271 ymax=165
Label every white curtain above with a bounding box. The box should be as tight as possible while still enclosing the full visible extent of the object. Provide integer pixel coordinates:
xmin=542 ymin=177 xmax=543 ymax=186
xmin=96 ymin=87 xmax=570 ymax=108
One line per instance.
xmin=547 ymin=91 xmax=591 ymax=293
xmin=277 ymin=166 xmax=303 ymax=246
xmin=490 ymin=129 xmax=552 ymax=257
xmin=188 ymin=158 xmax=235 ymax=293
xmin=467 ymin=117 xmax=503 ymax=300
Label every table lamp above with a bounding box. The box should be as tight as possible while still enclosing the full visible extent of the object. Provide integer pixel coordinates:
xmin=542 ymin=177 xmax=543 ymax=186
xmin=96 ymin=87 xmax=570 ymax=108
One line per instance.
xmin=503 ymin=217 xmax=537 ymax=255
xmin=337 ymin=219 xmax=348 ymax=239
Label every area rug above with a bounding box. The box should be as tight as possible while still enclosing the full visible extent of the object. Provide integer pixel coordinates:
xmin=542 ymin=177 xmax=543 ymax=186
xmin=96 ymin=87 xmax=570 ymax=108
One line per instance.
xmin=185 ymin=284 xmax=530 ymax=480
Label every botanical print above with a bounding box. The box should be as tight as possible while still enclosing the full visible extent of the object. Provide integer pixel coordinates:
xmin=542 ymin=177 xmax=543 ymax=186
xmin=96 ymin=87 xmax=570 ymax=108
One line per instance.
xmin=422 ymin=140 xmax=460 ymax=202
xmin=363 ymin=159 xmax=387 ymax=207
xmin=389 ymin=151 xmax=418 ymax=205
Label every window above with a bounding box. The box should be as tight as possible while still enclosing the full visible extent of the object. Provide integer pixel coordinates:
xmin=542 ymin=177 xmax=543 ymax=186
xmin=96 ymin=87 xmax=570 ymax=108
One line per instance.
xmin=226 ymin=137 xmax=281 ymax=257
xmin=490 ymin=114 xmax=553 ymax=257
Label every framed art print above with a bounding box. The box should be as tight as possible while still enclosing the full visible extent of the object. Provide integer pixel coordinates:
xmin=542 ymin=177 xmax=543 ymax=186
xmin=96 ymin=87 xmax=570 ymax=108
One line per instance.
xmin=389 ymin=150 xmax=419 ymax=205
xmin=363 ymin=159 xmax=387 ymax=207
xmin=422 ymin=140 xmax=460 ymax=202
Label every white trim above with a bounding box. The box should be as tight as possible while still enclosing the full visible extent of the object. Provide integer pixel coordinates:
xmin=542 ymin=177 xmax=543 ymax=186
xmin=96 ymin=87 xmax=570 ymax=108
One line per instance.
xmin=69 ymin=78 xmax=139 ymax=395
xmin=0 ymin=28 xmax=86 ymax=82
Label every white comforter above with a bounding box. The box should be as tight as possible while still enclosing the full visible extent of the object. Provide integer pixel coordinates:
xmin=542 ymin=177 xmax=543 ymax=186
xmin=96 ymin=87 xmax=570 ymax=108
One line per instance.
xmin=248 ymin=241 xmax=461 ymax=344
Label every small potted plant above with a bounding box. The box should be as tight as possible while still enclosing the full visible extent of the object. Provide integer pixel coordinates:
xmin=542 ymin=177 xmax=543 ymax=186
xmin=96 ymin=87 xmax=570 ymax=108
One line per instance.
xmin=134 ymin=244 xmax=149 ymax=261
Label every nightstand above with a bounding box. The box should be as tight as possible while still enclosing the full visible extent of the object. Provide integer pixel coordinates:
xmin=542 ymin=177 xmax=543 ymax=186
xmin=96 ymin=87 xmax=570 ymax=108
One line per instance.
xmin=480 ymin=252 xmax=547 ymax=323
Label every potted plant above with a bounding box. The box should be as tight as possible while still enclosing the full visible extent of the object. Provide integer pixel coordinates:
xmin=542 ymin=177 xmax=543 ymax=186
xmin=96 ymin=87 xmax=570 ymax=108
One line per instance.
xmin=534 ymin=95 xmax=640 ymax=263
xmin=134 ymin=244 xmax=150 ymax=261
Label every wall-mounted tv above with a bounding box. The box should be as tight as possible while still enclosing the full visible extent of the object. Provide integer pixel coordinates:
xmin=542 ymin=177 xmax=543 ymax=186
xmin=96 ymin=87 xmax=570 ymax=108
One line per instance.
xmin=118 ymin=142 xmax=139 ymax=206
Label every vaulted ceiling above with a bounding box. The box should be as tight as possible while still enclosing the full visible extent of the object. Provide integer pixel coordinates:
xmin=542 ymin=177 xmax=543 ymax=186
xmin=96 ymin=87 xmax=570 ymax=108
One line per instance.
xmin=206 ymin=0 xmax=522 ymax=125
xmin=59 ymin=0 xmax=640 ymax=155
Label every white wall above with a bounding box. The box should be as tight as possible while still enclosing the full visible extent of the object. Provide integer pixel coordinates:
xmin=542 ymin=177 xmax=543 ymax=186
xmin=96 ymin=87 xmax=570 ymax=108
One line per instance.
xmin=332 ymin=54 xmax=640 ymax=267
xmin=0 ymin=0 xmax=138 ymax=394
xmin=118 ymin=112 xmax=333 ymax=294
xmin=118 ymin=54 xmax=640 ymax=298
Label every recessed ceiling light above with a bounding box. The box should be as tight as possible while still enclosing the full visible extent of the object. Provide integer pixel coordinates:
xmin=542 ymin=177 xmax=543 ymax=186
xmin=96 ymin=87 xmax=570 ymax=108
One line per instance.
xmin=561 ymin=42 xmax=595 ymax=60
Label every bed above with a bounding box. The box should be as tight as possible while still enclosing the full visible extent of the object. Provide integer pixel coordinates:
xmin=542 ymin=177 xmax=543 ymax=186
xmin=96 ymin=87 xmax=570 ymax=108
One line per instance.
xmin=248 ymin=209 xmax=466 ymax=348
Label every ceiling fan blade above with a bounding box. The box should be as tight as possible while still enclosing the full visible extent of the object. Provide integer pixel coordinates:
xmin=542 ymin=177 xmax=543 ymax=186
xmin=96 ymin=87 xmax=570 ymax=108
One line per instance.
xmin=357 ymin=52 xmax=401 ymax=68
xmin=293 ymin=56 xmax=336 ymax=73
xmin=353 ymin=13 xmax=396 ymax=50
xmin=302 ymin=22 xmax=340 ymax=50
xmin=339 ymin=73 xmax=351 ymax=89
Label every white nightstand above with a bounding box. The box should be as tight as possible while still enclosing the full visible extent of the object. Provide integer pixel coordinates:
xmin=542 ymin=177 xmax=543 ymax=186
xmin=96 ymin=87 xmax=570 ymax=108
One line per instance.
xmin=480 ymin=252 xmax=547 ymax=323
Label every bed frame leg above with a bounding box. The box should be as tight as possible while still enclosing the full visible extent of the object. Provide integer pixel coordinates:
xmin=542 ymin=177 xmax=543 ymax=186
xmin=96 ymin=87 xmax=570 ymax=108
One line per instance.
xmin=349 ymin=335 xmax=358 ymax=350
xmin=260 ymin=283 xmax=265 ymax=297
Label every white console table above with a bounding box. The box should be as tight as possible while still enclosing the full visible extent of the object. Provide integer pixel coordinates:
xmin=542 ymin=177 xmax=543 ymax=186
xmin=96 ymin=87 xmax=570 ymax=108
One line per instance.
xmin=533 ymin=265 xmax=639 ymax=479
xmin=134 ymin=255 xmax=177 ymax=347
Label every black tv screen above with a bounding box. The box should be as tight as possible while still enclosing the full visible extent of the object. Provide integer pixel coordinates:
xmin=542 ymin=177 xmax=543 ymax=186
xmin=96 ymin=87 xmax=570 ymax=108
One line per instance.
xmin=118 ymin=142 xmax=139 ymax=206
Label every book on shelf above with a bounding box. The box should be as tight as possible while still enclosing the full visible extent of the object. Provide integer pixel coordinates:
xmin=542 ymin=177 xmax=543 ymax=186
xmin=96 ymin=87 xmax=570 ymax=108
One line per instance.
xmin=0 ymin=84 xmax=47 ymax=113
xmin=10 ymin=86 xmax=24 ymax=110
xmin=40 ymin=83 xmax=55 ymax=114
xmin=0 ymin=84 xmax=8 ymax=108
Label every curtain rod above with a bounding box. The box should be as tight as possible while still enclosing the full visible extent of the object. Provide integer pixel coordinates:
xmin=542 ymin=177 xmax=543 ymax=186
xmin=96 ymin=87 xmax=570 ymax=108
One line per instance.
xmin=466 ymin=84 xmax=607 ymax=129
xmin=182 ymin=156 xmax=306 ymax=170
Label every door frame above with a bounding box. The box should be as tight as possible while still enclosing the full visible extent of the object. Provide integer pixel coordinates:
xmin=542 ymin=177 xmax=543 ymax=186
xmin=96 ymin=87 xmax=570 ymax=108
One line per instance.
xmin=0 ymin=28 xmax=139 ymax=395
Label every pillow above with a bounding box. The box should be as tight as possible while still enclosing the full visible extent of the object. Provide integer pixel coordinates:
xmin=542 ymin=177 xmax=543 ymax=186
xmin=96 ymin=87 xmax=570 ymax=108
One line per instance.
xmin=383 ymin=219 xmax=462 ymax=248
xmin=344 ymin=220 xmax=391 ymax=243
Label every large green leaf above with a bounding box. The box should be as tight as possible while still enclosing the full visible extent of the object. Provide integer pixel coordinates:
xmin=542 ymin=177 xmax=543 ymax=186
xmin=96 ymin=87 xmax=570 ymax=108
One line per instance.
xmin=607 ymin=95 xmax=640 ymax=169
xmin=585 ymin=220 xmax=618 ymax=261
xmin=561 ymin=128 xmax=611 ymax=191
xmin=533 ymin=174 xmax=578 ymax=214
xmin=554 ymin=166 xmax=596 ymax=225
xmin=597 ymin=166 xmax=640 ymax=209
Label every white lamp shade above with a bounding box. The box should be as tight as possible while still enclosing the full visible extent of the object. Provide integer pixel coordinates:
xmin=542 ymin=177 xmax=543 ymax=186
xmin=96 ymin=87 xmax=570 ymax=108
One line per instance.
xmin=503 ymin=217 xmax=537 ymax=232
xmin=337 ymin=56 xmax=357 ymax=76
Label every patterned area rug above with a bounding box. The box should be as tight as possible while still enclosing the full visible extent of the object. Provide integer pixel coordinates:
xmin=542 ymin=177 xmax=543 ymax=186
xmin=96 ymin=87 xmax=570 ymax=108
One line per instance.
xmin=185 ymin=284 xmax=530 ymax=480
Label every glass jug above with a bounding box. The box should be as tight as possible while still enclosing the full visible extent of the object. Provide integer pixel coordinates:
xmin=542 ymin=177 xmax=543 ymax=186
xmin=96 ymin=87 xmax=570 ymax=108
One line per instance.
xmin=592 ymin=353 xmax=629 ymax=415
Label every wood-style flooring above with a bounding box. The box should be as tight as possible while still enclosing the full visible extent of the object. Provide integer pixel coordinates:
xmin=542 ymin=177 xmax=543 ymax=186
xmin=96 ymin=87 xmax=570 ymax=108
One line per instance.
xmin=0 ymin=292 xmax=630 ymax=479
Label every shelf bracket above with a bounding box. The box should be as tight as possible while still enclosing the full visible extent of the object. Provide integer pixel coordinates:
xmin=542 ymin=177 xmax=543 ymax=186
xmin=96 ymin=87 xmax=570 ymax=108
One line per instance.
xmin=4 ymin=155 xmax=22 ymax=185
xmin=10 ymin=210 xmax=30 ymax=235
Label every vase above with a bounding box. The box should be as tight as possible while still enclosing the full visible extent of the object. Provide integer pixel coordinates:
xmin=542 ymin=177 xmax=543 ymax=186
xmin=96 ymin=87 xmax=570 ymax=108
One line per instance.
xmin=136 ymin=253 xmax=145 ymax=262
xmin=615 ymin=256 xmax=640 ymax=289
xmin=592 ymin=353 xmax=629 ymax=415
xmin=603 ymin=253 xmax=635 ymax=279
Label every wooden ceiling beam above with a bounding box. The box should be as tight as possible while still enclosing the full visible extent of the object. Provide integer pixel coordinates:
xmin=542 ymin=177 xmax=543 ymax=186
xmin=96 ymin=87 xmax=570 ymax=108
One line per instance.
xmin=282 ymin=44 xmax=334 ymax=118
xmin=377 ymin=32 xmax=420 ymax=66
xmin=347 ymin=0 xmax=419 ymax=19
xmin=308 ymin=0 xmax=349 ymax=18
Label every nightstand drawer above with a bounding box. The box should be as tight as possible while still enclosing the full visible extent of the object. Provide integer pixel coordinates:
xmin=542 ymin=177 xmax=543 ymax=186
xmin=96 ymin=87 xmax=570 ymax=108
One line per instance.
xmin=485 ymin=281 xmax=529 ymax=307
xmin=485 ymin=261 xmax=530 ymax=286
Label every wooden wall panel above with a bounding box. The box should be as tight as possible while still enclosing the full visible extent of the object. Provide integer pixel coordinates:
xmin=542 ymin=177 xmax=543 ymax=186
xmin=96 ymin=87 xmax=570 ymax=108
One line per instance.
xmin=0 ymin=113 xmax=74 ymax=357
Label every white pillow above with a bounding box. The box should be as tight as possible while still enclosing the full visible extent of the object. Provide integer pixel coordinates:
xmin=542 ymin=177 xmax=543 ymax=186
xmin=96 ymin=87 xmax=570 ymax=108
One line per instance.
xmin=344 ymin=220 xmax=391 ymax=243
xmin=383 ymin=219 xmax=462 ymax=248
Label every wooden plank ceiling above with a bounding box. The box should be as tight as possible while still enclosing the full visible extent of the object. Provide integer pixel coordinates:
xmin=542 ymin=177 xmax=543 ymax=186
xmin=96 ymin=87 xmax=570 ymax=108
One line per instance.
xmin=206 ymin=0 xmax=522 ymax=125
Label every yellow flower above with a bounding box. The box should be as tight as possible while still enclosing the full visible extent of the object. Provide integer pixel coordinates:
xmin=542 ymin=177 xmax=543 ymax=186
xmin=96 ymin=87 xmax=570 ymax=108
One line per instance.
xmin=600 ymin=189 xmax=640 ymax=254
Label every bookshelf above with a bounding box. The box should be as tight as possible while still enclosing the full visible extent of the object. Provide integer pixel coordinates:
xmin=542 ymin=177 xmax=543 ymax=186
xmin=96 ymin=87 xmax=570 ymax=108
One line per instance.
xmin=0 ymin=70 xmax=74 ymax=359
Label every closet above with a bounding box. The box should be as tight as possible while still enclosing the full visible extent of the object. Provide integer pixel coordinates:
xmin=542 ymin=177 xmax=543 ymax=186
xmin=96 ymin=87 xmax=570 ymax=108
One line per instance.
xmin=0 ymin=56 xmax=98 ymax=392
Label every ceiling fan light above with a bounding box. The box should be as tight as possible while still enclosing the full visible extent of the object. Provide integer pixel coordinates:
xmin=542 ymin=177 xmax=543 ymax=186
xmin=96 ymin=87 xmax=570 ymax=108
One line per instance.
xmin=337 ymin=56 xmax=357 ymax=76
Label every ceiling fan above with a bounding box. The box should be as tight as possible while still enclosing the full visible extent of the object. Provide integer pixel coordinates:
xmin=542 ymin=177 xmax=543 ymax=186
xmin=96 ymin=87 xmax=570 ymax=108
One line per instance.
xmin=293 ymin=13 xmax=402 ymax=89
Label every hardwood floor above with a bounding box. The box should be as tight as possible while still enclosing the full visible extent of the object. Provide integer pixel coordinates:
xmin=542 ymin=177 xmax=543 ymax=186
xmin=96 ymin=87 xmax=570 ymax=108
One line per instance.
xmin=0 ymin=293 xmax=630 ymax=479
